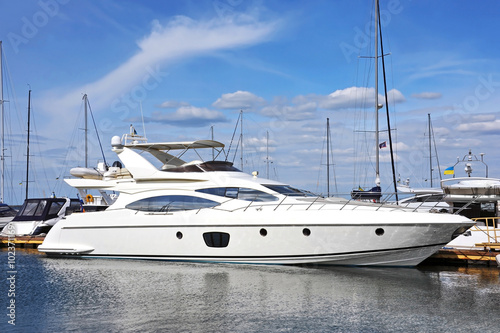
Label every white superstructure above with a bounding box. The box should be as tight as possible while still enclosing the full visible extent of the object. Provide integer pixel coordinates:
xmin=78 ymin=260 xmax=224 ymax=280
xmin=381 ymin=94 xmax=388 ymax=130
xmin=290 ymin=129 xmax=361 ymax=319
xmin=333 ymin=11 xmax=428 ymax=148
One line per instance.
xmin=38 ymin=133 xmax=474 ymax=266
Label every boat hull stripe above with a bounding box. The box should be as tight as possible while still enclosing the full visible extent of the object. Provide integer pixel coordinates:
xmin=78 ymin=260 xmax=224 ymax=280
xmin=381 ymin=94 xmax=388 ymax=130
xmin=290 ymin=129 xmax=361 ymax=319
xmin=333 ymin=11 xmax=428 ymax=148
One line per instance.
xmin=47 ymin=242 xmax=447 ymax=260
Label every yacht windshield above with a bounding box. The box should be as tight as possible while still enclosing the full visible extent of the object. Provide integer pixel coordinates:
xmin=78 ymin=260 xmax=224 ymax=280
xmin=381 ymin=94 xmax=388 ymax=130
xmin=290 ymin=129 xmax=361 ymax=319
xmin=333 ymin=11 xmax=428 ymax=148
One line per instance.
xmin=164 ymin=161 xmax=241 ymax=173
xmin=13 ymin=199 xmax=68 ymax=221
xmin=263 ymin=185 xmax=315 ymax=197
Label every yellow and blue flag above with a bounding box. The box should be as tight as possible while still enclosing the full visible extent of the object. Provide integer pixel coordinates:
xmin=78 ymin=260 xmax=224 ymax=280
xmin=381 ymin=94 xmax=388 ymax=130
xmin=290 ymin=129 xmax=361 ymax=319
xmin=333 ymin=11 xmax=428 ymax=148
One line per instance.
xmin=444 ymin=166 xmax=454 ymax=175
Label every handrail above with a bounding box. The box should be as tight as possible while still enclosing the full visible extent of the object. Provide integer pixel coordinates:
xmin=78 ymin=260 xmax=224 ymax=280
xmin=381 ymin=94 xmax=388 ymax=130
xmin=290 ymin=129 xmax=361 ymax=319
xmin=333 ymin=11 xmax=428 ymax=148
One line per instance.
xmin=453 ymin=195 xmax=482 ymax=215
xmin=471 ymin=217 xmax=499 ymax=245
xmin=441 ymin=177 xmax=500 ymax=185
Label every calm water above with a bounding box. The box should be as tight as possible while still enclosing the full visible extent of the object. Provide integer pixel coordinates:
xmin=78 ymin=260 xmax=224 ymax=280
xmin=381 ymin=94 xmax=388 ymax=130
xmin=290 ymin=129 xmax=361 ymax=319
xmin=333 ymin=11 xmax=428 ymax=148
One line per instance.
xmin=1 ymin=249 xmax=500 ymax=333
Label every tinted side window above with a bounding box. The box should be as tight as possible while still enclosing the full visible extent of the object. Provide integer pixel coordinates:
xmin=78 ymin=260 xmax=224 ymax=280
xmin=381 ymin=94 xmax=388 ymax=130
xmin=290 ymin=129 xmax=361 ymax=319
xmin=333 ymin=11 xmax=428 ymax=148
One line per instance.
xmin=126 ymin=195 xmax=219 ymax=212
xmin=196 ymin=187 xmax=278 ymax=202
xmin=237 ymin=188 xmax=278 ymax=202
xmin=48 ymin=201 xmax=64 ymax=215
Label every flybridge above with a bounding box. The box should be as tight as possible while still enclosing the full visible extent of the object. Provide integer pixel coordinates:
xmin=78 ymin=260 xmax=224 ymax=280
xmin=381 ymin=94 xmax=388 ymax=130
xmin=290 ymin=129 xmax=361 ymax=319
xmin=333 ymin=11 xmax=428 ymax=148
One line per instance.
xmin=120 ymin=126 xmax=225 ymax=151
xmin=108 ymin=127 xmax=232 ymax=179
xmin=125 ymin=140 xmax=225 ymax=151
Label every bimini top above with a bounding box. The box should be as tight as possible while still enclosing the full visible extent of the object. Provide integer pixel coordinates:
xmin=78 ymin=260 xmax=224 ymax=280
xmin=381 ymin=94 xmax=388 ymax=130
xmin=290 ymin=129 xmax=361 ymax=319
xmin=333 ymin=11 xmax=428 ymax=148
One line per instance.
xmin=125 ymin=140 xmax=225 ymax=151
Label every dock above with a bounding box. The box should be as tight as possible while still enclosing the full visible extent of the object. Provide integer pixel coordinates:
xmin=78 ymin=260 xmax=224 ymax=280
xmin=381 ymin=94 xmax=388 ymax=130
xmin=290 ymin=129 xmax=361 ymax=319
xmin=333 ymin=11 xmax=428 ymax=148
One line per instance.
xmin=423 ymin=248 xmax=499 ymax=267
xmin=1 ymin=235 xmax=45 ymax=249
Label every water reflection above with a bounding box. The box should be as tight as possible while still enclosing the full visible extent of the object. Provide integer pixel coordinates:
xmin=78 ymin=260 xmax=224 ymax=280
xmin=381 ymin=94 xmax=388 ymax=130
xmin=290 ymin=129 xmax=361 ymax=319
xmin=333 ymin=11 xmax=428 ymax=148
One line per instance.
xmin=1 ymin=249 xmax=499 ymax=332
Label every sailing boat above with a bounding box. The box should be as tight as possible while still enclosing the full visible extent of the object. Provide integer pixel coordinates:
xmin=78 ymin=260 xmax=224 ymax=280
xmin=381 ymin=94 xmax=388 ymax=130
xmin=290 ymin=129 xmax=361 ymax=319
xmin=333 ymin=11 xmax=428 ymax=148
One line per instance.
xmin=0 ymin=41 xmax=19 ymax=224
xmin=68 ymin=94 xmax=118 ymax=211
xmin=350 ymin=0 xmax=397 ymax=202
xmin=0 ymin=89 xmax=83 ymax=236
xmin=397 ymin=113 xmax=443 ymax=194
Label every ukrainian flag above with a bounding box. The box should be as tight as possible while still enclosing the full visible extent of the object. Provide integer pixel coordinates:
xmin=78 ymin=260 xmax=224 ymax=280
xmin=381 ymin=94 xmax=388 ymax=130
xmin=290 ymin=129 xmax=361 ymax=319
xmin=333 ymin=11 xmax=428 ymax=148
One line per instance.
xmin=444 ymin=166 xmax=454 ymax=175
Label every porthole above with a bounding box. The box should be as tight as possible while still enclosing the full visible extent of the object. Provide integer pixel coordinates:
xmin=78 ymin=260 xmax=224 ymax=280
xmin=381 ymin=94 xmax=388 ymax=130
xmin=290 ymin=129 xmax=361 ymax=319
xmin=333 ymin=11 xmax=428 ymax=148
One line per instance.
xmin=302 ymin=228 xmax=311 ymax=236
xmin=260 ymin=228 xmax=267 ymax=237
xmin=375 ymin=228 xmax=384 ymax=236
xmin=176 ymin=231 xmax=183 ymax=239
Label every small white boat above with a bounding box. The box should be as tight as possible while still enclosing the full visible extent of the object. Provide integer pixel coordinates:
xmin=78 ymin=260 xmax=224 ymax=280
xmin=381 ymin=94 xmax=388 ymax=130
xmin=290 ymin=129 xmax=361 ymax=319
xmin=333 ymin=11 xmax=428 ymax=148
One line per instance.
xmin=38 ymin=132 xmax=474 ymax=266
xmin=1 ymin=197 xmax=81 ymax=236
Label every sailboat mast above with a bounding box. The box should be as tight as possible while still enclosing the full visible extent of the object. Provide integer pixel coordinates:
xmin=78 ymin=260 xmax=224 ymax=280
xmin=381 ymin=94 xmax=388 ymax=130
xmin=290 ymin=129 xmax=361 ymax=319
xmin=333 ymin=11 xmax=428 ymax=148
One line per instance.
xmin=428 ymin=113 xmax=433 ymax=187
xmin=0 ymin=41 xmax=4 ymax=203
xmin=327 ymin=118 xmax=330 ymax=197
xmin=25 ymin=89 xmax=31 ymax=200
xmin=211 ymin=125 xmax=214 ymax=160
xmin=83 ymin=94 xmax=88 ymax=168
xmin=374 ymin=0 xmax=380 ymax=187
xmin=240 ymin=110 xmax=243 ymax=171
xmin=266 ymin=131 xmax=269 ymax=179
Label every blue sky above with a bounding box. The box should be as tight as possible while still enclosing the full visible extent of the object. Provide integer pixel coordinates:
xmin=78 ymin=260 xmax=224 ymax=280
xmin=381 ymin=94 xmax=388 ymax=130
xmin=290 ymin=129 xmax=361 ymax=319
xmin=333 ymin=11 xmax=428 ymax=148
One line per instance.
xmin=1 ymin=0 xmax=500 ymax=204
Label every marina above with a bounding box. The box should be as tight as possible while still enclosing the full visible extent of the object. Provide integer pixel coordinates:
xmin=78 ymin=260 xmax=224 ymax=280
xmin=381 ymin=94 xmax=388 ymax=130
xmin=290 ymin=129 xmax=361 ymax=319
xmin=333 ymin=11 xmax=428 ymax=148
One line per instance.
xmin=1 ymin=1 xmax=500 ymax=331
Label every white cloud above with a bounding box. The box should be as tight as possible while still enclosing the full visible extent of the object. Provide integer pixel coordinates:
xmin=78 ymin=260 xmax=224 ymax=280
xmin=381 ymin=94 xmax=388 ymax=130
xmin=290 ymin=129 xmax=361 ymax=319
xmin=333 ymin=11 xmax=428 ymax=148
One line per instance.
xmin=456 ymin=119 xmax=500 ymax=133
xmin=319 ymin=87 xmax=405 ymax=110
xmin=212 ymin=91 xmax=266 ymax=109
xmin=147 ymin=106 xmax=226 ymax=127
xmin=158 ymin=100 xmax=190 ymax=108
xmin=40 ymin=14 xmax=278 ymax=131
xmin=470 ymin=114 xmax=496 ymax=122
xmin=260 ymin=101 xmax=316 ymax=121
xmin=411 ymin=92 xmax=442 ymax=99
xmin=245 ymin=136 xmax=276 ymax=153
xmin=387 ymin=89 xmax=406 ymax=104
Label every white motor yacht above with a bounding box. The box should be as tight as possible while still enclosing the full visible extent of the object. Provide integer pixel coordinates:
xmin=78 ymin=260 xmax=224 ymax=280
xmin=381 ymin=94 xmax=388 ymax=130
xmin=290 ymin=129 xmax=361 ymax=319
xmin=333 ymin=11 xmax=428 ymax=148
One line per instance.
xmin=1 ymin=197 xmax=82 ymax=236
xmin=38 ymin=133 xmax=474 ymax=266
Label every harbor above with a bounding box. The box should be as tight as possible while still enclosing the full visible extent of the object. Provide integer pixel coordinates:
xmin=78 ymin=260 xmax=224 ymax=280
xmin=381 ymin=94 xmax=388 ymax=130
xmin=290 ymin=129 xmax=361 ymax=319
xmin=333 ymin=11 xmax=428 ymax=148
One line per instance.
xmin=2 ymin=1 xmax=500 ymax=332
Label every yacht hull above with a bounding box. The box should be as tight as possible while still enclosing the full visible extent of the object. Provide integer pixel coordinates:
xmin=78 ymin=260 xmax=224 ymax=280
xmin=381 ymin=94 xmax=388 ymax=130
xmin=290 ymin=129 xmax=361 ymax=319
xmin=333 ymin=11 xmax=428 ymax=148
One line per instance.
xmin=39 ymin=208 xmax=473 ymax=266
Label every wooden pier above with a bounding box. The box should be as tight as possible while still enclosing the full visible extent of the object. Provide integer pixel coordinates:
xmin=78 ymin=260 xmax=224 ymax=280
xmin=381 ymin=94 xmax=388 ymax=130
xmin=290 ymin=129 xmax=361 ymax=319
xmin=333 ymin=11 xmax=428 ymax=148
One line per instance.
xmin=1 ymin=235 xmax=45 ymax=249
xmin=423 ymin=248 xmax=499 ymax=267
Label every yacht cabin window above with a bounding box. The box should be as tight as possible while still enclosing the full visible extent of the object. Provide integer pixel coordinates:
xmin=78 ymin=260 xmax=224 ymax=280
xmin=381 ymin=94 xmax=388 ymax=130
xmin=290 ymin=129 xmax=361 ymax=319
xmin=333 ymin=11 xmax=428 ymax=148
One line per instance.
xmin=196 ymin=187 xmax=278 ymax=202
xmin=262 ymin=185 xmax=315 ymax=197
xmin=126 ymin=195 xmax=219 ymax=212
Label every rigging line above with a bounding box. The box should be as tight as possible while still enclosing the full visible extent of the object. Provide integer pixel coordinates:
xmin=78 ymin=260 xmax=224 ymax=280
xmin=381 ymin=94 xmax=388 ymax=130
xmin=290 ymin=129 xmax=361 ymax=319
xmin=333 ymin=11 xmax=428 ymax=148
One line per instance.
xmin=53 ymin=98 xmax=83 ymax=194
xmin=226 ymin=111 xmax=241 ymax=162
xmin=232 ymin=135 xmax=241 ymax=165
xmin=29 ymin=97 xmax=52 ymax=196
xmin=430 ymin=116 xmax=442 ymax=180
xmin=86 ymin=97 xmax=108 ymax=167
xmin=2 ymin=50 xmax=25 ymax=133
xmin=316 ymin=123 xmax=327 ymax=194
xmin=328 ymin=121 xmax=338 ymax=195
